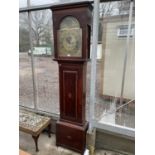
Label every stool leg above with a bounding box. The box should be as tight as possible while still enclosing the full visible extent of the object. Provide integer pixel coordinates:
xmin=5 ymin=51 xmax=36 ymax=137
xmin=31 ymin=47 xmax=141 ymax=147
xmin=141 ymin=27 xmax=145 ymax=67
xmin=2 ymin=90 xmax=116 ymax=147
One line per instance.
xmin=48 ymin=124 xmax=51 ymax=138
xmin=32 ymin=134 xmax=40 ymax=152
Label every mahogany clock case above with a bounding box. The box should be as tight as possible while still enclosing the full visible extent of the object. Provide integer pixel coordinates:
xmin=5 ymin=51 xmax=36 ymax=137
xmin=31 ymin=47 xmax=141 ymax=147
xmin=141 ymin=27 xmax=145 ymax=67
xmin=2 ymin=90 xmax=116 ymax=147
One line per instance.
xmin=51 ymin=2 xmax=92 ymax=154
xmin=56 ymin=120 xmax=88 ymax=154
xmin=59 ymin=62 xmax=87 ymax=126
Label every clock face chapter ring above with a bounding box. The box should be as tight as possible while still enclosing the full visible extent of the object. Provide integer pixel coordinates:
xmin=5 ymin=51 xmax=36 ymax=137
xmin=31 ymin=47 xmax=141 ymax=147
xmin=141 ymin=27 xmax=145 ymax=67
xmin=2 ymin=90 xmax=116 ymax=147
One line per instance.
xmin=63 ymin=31 xmax=77 ymax=52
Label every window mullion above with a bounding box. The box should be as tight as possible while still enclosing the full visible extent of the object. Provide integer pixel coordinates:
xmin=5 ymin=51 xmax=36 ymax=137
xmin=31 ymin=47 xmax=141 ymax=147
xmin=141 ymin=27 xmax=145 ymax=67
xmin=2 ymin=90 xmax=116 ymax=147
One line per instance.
xmin=89 ymin=0 xmax=100 ymax=132
xmin=27 ymin=0 xmax=38 ymax=110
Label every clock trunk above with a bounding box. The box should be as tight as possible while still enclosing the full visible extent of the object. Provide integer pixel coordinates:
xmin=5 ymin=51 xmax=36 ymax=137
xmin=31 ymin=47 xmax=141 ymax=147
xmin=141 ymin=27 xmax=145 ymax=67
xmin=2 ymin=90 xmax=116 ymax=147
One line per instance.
xmin=59 ymin=62 xmax=86 ymax=126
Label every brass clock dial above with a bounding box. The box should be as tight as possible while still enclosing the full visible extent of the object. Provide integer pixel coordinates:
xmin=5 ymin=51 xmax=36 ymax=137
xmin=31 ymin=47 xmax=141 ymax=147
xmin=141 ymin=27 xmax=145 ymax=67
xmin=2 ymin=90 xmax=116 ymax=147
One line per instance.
xmin=57 ymin=16 xmax=82 ymax=57
xmin=63 ymin=30 xmax=77 ymax=52
xmin=58 ymin=28 xmax=82 ymax=57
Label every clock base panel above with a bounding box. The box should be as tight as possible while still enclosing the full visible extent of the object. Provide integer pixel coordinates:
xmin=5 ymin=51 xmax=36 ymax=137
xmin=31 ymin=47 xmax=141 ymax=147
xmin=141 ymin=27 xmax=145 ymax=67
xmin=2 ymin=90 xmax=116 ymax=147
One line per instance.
xmin=56 ymin=120 xmax=88 ymax=154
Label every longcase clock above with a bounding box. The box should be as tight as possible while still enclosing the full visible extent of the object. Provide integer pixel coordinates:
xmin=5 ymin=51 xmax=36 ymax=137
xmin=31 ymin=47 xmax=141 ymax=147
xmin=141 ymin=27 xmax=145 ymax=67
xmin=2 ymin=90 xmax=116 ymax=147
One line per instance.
xmin=51 ymin=2 xmax=92 ymax=154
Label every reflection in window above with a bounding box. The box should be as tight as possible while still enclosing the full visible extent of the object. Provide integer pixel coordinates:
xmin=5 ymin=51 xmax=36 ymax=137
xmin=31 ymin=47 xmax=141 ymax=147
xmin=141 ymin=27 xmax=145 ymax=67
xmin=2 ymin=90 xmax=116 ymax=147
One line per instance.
xmin=95 ymin=1 xmax=135 ymax=129
xmin=19 ymin=0 xmax=27 ymax=8
xmin=31 ymin=10 xmax=59 ymax=114
xmin=117 ymin=24 xmax=134 ymax=37
xmin=19 ymin=13 xmax=34 ymax=108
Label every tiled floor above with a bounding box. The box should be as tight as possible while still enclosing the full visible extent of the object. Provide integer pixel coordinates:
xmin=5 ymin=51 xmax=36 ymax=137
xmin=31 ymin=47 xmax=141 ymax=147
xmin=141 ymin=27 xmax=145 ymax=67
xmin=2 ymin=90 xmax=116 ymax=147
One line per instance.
xmin=19 ymin=132 xmax=128 ymax=155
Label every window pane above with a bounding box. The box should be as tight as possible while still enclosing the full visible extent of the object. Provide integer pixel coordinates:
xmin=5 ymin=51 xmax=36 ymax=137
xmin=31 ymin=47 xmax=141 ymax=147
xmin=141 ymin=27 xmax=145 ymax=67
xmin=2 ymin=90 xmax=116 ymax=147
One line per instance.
xmin=19 ymin=13 xmax=34 ymax=108
xmin=31 ymin=10 xmax=59 ymax=114
xmin=95 ymin=1 xmax=135 ymax=129
xmin=116 ymin=12 xmax=135 ymax=128
xmin=19 ymin=0 xmax=27 ymax=8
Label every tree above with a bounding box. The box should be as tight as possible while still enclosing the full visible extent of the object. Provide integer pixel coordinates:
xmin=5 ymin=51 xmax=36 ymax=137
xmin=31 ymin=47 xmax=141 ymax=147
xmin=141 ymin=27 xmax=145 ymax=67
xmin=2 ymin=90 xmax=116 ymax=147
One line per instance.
xmin=117 ymin=0 xmax=130 ymax=15
xmin=31 ymin=10 xmax=52 ymax=46
xmin=19 ymin=27 xmax=30 ymax=52
xmin=99 ymin=2 xmax=117 ymax=17
xmin=98 ymin=1 xmax=134 ymax=41
xmin=19 ymin=13 xmax=30 ymax=52
xmin=99 ymin=1 xmax=133 ymax=17
xmin=98 ymin=2 xmax=117 ymax=41
xmin=20 ymin=10 xmax=53 ymax=47
xmin=117 ymin=0 xmax=135 ymax=15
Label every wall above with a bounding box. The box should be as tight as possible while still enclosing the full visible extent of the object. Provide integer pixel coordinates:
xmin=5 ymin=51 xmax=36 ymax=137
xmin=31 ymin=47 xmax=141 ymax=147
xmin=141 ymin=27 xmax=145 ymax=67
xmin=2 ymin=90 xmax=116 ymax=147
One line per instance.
xmin=95 ymin=129 xmax=135 ymax=154
xmin=101 ymin=15 xmax=135 ymax=100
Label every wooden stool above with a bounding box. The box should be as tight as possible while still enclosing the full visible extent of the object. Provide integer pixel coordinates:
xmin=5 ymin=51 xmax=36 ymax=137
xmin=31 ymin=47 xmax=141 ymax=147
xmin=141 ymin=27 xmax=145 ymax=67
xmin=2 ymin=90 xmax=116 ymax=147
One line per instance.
xmin=19 ymin=109 xmax=51 ymax=152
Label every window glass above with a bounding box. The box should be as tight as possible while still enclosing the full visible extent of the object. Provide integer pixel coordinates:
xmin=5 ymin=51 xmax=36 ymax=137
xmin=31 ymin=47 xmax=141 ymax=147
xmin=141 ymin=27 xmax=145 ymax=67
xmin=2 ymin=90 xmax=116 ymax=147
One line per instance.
xmin=117 ymin=24 xmax=134 ymax=37
xmin=95 ymin=0 xmax=135 ymax=129
xmin=31 ymin=10 xmax=59 ymax=114
xmin=19 ymin=1 xmax=134 ymax=128
xmin=19 ymin=13 xmax=34 ymax=108
xmin=19 ymin=0 xmax=27 ymax=8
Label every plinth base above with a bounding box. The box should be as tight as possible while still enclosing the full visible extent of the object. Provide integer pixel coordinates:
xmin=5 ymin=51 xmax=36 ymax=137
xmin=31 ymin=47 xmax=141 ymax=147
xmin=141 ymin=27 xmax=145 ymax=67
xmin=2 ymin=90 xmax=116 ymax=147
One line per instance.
xmin=56 ymin=121 xmax=88 ymax=154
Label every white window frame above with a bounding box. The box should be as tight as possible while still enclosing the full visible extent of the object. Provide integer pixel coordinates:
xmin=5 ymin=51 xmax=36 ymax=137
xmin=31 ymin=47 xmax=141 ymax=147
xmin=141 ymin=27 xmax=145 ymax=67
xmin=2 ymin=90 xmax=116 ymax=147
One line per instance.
xmin=117 ymin=24 xmax=134 ymax=37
